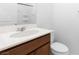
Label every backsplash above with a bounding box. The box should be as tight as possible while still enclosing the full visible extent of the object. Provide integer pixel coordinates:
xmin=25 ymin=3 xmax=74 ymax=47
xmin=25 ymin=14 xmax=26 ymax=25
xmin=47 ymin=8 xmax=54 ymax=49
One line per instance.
xmin=0 ymin=24 xmax=37 ymax=33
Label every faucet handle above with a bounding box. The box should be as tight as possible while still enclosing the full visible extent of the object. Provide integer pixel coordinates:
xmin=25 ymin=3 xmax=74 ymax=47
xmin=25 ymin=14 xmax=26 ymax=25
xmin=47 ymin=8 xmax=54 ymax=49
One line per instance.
xmin=21 ymin=26 xmax=26 ymax=31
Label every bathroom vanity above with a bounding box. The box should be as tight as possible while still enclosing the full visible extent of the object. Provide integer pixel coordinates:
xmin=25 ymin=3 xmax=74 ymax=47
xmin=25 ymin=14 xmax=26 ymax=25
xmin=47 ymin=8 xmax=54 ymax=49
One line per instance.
xmin=0 ymin=28 xmax=52 ymax=55
xmin=0 ymin=3 xmax=52 ymax=55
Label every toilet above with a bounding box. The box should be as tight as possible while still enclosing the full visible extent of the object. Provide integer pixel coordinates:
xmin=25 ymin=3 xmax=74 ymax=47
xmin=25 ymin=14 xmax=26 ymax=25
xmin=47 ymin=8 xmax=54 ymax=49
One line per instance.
xmin=50 ymin=31 xmax=69 ymax=55
xmin=50 ymin=32 xmax=69 ymax=55
xmin=51 ymin=42 xmax=69 ymax=55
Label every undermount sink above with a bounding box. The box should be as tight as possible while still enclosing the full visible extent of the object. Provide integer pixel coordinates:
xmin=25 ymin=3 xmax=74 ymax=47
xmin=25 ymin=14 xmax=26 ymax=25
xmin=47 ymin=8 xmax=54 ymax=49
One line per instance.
xmin=10 ymin=30 xmax=39 ymax=38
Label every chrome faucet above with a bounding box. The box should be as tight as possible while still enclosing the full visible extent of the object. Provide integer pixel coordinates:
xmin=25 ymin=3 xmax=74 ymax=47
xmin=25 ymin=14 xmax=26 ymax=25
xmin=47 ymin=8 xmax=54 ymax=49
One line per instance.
xmin=14 ymin=24 xmax=26 ymax=31
xmin=17 ymin=26 xmax=26 ymax=31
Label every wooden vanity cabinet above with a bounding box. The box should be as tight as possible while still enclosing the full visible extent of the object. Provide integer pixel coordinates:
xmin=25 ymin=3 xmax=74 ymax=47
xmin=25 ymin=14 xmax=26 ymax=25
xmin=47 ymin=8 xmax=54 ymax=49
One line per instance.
xmin=0 ymin=33 xmax=50 ymax=55
xmin=34 ymin=43 xmax=50 ymax=55
xmin=28 ymin=43 xmax=50 ymax=55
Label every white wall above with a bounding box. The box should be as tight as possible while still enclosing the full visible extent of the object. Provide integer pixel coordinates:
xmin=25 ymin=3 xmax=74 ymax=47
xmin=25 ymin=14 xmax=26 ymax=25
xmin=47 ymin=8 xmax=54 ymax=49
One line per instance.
xmin=0 ymin=3 xmax=17 ymax=19
xmin=37 ymin=3 xmax=79 ymax=54
xmin=0 ymin=3 xmax=17 ymax=25
xmin=36 ymin=3 xmax=53 ymax=29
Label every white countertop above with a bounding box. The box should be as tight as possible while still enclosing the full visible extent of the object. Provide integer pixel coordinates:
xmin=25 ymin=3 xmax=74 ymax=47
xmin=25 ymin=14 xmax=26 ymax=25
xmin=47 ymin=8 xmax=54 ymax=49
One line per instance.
xmin=0 ymin=27 xmax=53 ymax=52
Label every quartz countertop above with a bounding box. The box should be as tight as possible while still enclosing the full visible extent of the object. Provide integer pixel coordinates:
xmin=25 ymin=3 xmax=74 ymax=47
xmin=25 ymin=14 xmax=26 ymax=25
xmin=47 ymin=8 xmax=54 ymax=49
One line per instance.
xmin=0 ymin=27 xmax=53 ymax=52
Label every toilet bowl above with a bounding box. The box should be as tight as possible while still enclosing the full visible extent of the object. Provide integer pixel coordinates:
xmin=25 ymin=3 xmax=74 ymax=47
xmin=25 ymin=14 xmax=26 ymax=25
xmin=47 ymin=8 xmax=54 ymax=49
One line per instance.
xmin=51 ymin=42 xmax=69 ymax=55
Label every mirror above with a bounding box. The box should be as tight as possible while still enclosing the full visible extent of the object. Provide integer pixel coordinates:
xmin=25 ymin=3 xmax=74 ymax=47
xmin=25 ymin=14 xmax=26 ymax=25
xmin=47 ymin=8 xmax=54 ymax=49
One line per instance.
xmin=17 ymin=3 xmax=36 ymax=24
xmin=0 ymin=3 xmax=36 ymax=26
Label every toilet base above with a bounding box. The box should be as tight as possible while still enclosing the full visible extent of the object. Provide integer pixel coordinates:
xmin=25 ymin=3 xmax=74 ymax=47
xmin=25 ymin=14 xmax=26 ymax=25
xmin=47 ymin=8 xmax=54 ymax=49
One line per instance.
xmin=51 ymin=51 xmax=69 ymax=55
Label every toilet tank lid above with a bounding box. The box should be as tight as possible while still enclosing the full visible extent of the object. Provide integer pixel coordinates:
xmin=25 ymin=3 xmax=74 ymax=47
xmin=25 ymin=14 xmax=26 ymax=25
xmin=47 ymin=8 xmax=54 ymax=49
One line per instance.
xmin=51 ymin=42 xmax=69 ymax=53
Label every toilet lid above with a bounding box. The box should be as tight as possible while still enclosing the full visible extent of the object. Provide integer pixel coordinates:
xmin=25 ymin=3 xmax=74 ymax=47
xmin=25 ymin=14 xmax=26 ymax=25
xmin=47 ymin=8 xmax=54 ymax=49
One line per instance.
xmin=51 ymin=42 xmax=69 ymax=53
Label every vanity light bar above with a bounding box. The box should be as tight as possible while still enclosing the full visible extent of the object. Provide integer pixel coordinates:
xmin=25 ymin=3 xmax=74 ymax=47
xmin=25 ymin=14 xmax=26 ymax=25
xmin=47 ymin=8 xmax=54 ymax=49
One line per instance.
xmin=17 ymin=3 xmax=33 ymax=7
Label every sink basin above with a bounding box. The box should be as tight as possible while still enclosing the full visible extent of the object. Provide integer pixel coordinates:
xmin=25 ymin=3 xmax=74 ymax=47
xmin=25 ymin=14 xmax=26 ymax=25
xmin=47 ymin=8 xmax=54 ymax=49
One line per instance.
xmin=10 ymin=30 xmax=39 ymax=38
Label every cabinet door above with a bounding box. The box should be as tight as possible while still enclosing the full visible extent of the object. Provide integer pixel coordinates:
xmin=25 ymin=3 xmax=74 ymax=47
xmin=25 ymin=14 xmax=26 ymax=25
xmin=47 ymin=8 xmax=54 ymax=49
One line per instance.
xmin=35 ymin=43 xmax=50 ymax=55
xmin=28 ymin=52 xmax=36 ymax=55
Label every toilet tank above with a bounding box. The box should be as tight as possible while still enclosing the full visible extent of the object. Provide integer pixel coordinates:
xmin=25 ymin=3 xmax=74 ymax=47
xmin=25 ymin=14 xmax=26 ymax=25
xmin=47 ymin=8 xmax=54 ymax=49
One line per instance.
xmin=50 ymin=32 xmax=54 ymax=44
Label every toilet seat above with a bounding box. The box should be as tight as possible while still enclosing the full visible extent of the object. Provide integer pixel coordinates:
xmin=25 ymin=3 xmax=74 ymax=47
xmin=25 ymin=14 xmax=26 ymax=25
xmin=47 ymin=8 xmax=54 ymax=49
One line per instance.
xmin=51 ymin=42 xmax=69 ymax=53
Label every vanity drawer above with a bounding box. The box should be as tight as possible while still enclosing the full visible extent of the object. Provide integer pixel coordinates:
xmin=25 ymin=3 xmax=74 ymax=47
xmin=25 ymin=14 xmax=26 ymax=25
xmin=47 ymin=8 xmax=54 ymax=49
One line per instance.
xmin=0 ymin=33 xmax=50 ymax=55
xmin=34 ymin=43 xmax=50 ymax=55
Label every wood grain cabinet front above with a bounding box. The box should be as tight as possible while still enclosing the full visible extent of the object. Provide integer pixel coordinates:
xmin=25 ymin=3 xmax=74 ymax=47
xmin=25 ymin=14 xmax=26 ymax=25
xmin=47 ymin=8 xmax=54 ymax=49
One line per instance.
xmin=35 ymin=43 xmax=50 ymax=55
xmin=0 ymin=33 xmax=50 ymax=55
xmin=29 ymin=43 xmax=50 ymax=55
